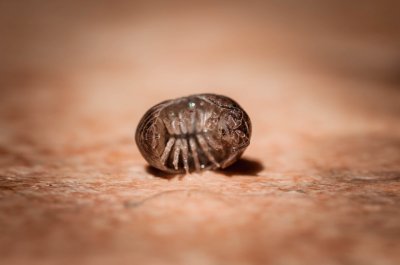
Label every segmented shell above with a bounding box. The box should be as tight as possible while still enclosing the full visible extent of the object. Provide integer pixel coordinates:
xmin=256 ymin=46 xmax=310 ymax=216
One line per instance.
xmin=135 ymin=93 xmax=251 ymax=174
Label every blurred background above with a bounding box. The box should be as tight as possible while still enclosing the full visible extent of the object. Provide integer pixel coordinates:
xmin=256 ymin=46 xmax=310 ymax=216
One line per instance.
xmin=1 ymin=1 xmax=400 ymax=265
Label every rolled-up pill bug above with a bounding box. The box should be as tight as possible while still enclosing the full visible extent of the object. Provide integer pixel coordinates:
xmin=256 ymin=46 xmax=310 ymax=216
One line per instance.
xmin=135 ymin=93 xmax=252 ymax=174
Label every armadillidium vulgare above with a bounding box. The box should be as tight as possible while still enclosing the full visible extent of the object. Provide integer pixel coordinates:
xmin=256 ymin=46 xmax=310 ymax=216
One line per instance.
xmin=135 ymin=93 xmax=252 ymax=174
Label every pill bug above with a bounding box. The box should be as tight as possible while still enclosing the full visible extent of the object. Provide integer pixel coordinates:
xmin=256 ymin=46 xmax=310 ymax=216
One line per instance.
xmin=135 ymin=93 xmax=252 ymax=174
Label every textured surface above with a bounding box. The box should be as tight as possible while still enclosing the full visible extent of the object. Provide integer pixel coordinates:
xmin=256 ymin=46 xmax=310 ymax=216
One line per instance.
xmin=1 ymin=1 xmax=400 ymax=265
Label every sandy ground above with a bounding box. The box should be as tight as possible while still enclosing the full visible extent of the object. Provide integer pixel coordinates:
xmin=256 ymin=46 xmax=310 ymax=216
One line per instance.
xmin=1 ymin=1 xmax=400 ymax=265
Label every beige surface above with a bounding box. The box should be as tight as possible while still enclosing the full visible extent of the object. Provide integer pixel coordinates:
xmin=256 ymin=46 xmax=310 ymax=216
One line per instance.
xmin=1 ymin=1 xmax=400 ymax=265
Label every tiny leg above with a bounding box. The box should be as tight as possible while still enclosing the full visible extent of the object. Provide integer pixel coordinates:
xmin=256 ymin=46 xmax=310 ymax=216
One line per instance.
xmin=181 ymin=138 xmax=190 ymax=174
xmin=189 ymin=137 xmax=201 ymax=171
xmin=160 ymin=137 xmax=175 ymax=165
xmin=196 ymin=134 xmax=220 ymax=168
xmin=172 ymin=139 xmax=181 ymax=170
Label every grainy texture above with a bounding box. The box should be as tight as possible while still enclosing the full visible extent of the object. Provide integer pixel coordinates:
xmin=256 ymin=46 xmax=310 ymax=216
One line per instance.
xmin=1 ymin=1 xmax=400 ymax=265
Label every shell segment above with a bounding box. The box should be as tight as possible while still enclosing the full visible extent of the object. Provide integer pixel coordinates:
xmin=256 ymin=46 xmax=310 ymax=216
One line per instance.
xmin=135 ymin=94 xmax=251 ymax=174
